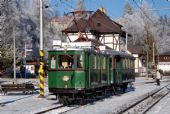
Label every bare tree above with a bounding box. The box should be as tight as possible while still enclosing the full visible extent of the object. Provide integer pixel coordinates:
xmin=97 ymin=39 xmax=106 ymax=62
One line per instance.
xmin=118 ymin=0 xmax=170 ymax=66
xmin=0 ymin=0 xmax=60 ymax=64
xmin=76 ymin=0 xmax=85 ymax=11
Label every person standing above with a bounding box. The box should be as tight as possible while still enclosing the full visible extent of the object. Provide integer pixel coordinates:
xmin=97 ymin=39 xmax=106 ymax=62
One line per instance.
xmin=156 ymin=70 xmax=161 ymax=86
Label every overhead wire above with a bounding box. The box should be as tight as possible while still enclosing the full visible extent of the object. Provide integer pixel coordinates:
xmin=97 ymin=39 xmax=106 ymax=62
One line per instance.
xmin=55 ymin=0 xmax=75 ymax=13
xmin=151 ymin=0 xmax=161 ymax=16
xmin=132 ymin=0 xmax=155 ymax=25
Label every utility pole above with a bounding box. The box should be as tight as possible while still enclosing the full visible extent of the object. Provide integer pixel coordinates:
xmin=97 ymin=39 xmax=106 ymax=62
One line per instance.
xmin=157 ymin=53 xmax=159 ymax=69
xmin=13 ymin=26 xmax=16 ymax=84
xmin=146 ymin=50 xmax=149 ymax=78
xmin=0 ymin=39 xmax=2 ymax=57
xmin=153 ymin=42 xmax=155 ymax=64
xmin=126 ymin=32 xmax=128 ymax=51
xmin=25 ymin=43 xmax=27 ymax=79
xmin=39 ymin=0 xmax=45 ymax=98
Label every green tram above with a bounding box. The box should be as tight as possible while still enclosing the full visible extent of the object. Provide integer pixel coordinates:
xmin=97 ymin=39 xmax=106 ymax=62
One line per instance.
xmin=48 ymin=47 xmax=135 ymax=104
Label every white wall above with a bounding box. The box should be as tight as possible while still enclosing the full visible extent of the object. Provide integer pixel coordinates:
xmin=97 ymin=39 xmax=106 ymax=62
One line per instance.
xmin=66 ymin=33 xmax=96 ymax=42
xmin=100 ymin=34 xmax=121 ymax=51
xmin=158 ymin=62 xmax=170 ymax=72
xmin=133 ymin=54 xmax=143 ymax=74
xmin=66 ymin=33 xmax=124 ymax=51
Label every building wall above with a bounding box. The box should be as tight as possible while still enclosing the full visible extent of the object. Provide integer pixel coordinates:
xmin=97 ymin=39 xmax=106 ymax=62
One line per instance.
xmin=156 ymin=55 xmax=170 ymax=72
xmin=100 ymin=34 xmax=122 ymax=51
xmin=66 ymin=33 xmax=96 ymax=42
xmin=66 ymin=33 xmax=123 ymax=51
xmin=158 ymin=62 xmax=170 ymax=72
xmin=132 ymin=54 xmax=143 ymax=75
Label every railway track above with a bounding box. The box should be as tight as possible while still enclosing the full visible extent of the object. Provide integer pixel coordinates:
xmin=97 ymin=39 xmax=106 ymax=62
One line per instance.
xmin=34 ymin=104 xmax=80 ymax=114
xmin=111 ymin=83 xmax=170 ymax=114
xmin=34 ymin=104 xmax=64 ymax=114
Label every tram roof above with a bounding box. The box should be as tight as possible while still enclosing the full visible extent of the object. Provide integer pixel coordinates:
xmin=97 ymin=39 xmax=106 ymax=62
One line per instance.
xmin=49 ymin=48 xmax=85 ymax=52
xmin=49 ymin=48 xmax=135 ymax=59
xmin=104 ymin=49 xmax=135 ymax=59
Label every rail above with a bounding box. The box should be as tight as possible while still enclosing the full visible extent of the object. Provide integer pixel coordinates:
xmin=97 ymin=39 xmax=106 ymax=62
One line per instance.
xmin=111 ymin=83 xmax=170 ymax=114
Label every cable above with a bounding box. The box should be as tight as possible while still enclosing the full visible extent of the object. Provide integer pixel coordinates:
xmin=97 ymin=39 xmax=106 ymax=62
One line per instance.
xmin=54 ymin=0 xmax=75 ymax=12
xmin=132 ymin=0 xmax=155 ymax=25
xmin=151 ymin=0 xmax=160 ymax=16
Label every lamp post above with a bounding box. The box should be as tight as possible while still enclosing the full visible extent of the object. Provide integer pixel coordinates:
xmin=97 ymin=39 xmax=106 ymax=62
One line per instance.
xmin=40 ymin=0 xmax=43 ymax=51
xmin=126 ymin=32 xmax=128 ymax=51
xmin=39 ymin=0 xmax=45 ymax=98
xmin=13 ymin=26 xmax=16 ymax=84
xmin=146 ymin=46 xmax=149 ymax=79
xmin=153 ymin=42 xmax=155 ymax=64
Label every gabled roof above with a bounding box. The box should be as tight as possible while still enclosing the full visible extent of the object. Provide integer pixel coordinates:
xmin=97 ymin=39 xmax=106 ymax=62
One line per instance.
xmin=128 ymin=46 xmax=143 ymax=54
xmin=159 ymin=51 xmax=170 ymax=55
xmin=50 ymin=16 xmax=71 ymax=24
xmin=62 ymin=9 xmax=122 ymax=34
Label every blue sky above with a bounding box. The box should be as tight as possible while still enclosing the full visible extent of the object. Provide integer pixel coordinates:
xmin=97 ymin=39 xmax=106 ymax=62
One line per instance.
xmin=51 ymin=0 xmax=170 ymax=19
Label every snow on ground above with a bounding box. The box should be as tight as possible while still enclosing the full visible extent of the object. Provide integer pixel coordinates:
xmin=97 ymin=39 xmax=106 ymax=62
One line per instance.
xmin=0 ymin=76 xmax=170 ymax=114
xmin=62 ymin=77 xmax=170 ymax=114
xmin=0 ymin=78 xmax=58 ymax=114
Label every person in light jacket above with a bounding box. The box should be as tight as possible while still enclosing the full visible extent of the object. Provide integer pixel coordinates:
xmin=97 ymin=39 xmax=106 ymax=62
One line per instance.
xmin=156 ymin=70 xmax=161 ymax=86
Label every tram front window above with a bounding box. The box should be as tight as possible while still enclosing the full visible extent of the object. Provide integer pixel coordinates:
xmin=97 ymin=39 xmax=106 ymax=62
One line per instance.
xmin=58 ymin=54 xmax=74 ymax=69
xmin=58 ymin=54 xmax=84 ymax=69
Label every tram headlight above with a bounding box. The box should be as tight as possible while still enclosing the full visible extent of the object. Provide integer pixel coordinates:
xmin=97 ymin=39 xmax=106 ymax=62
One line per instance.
xmin=62 ymin=75 xmax=70 ymax=81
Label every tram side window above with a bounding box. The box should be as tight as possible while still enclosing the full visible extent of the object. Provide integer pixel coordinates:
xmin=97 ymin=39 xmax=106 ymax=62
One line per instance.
xmin=125 ymin=59 xmax=127 ymax=69
xmin=90 ymin=54 xmax=95 ymax=69
xmin=94 ymin=55 xmax=97 ymax=69
xmin=130 ymin=60 xmax=132 ymax=68
xmin=128 ymin=59 xmax=130 ymax=69
xmin=130 ymin=60 xmax=133 ymax=69
xmin=77 ymin=54 xmax=83 ymax=68
xmin=126 ymin=59 xmax=128 ymax=69
xmin=98 ymin=56 xmax=100 ymax=69
xmin=102 ymin=56 xmax=106 ymax=69
xmin=132 ymin=60 xmax=134 ymax=68
xmin=50 ymin=55 xmax=56 ymax=69
xmin=58 ymin=54 xmax=74 ymax=69
xmin=112 ymin=57 xmax=115 ymax=69
xmin=122 ymin=59 xmax=125 ymax=69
